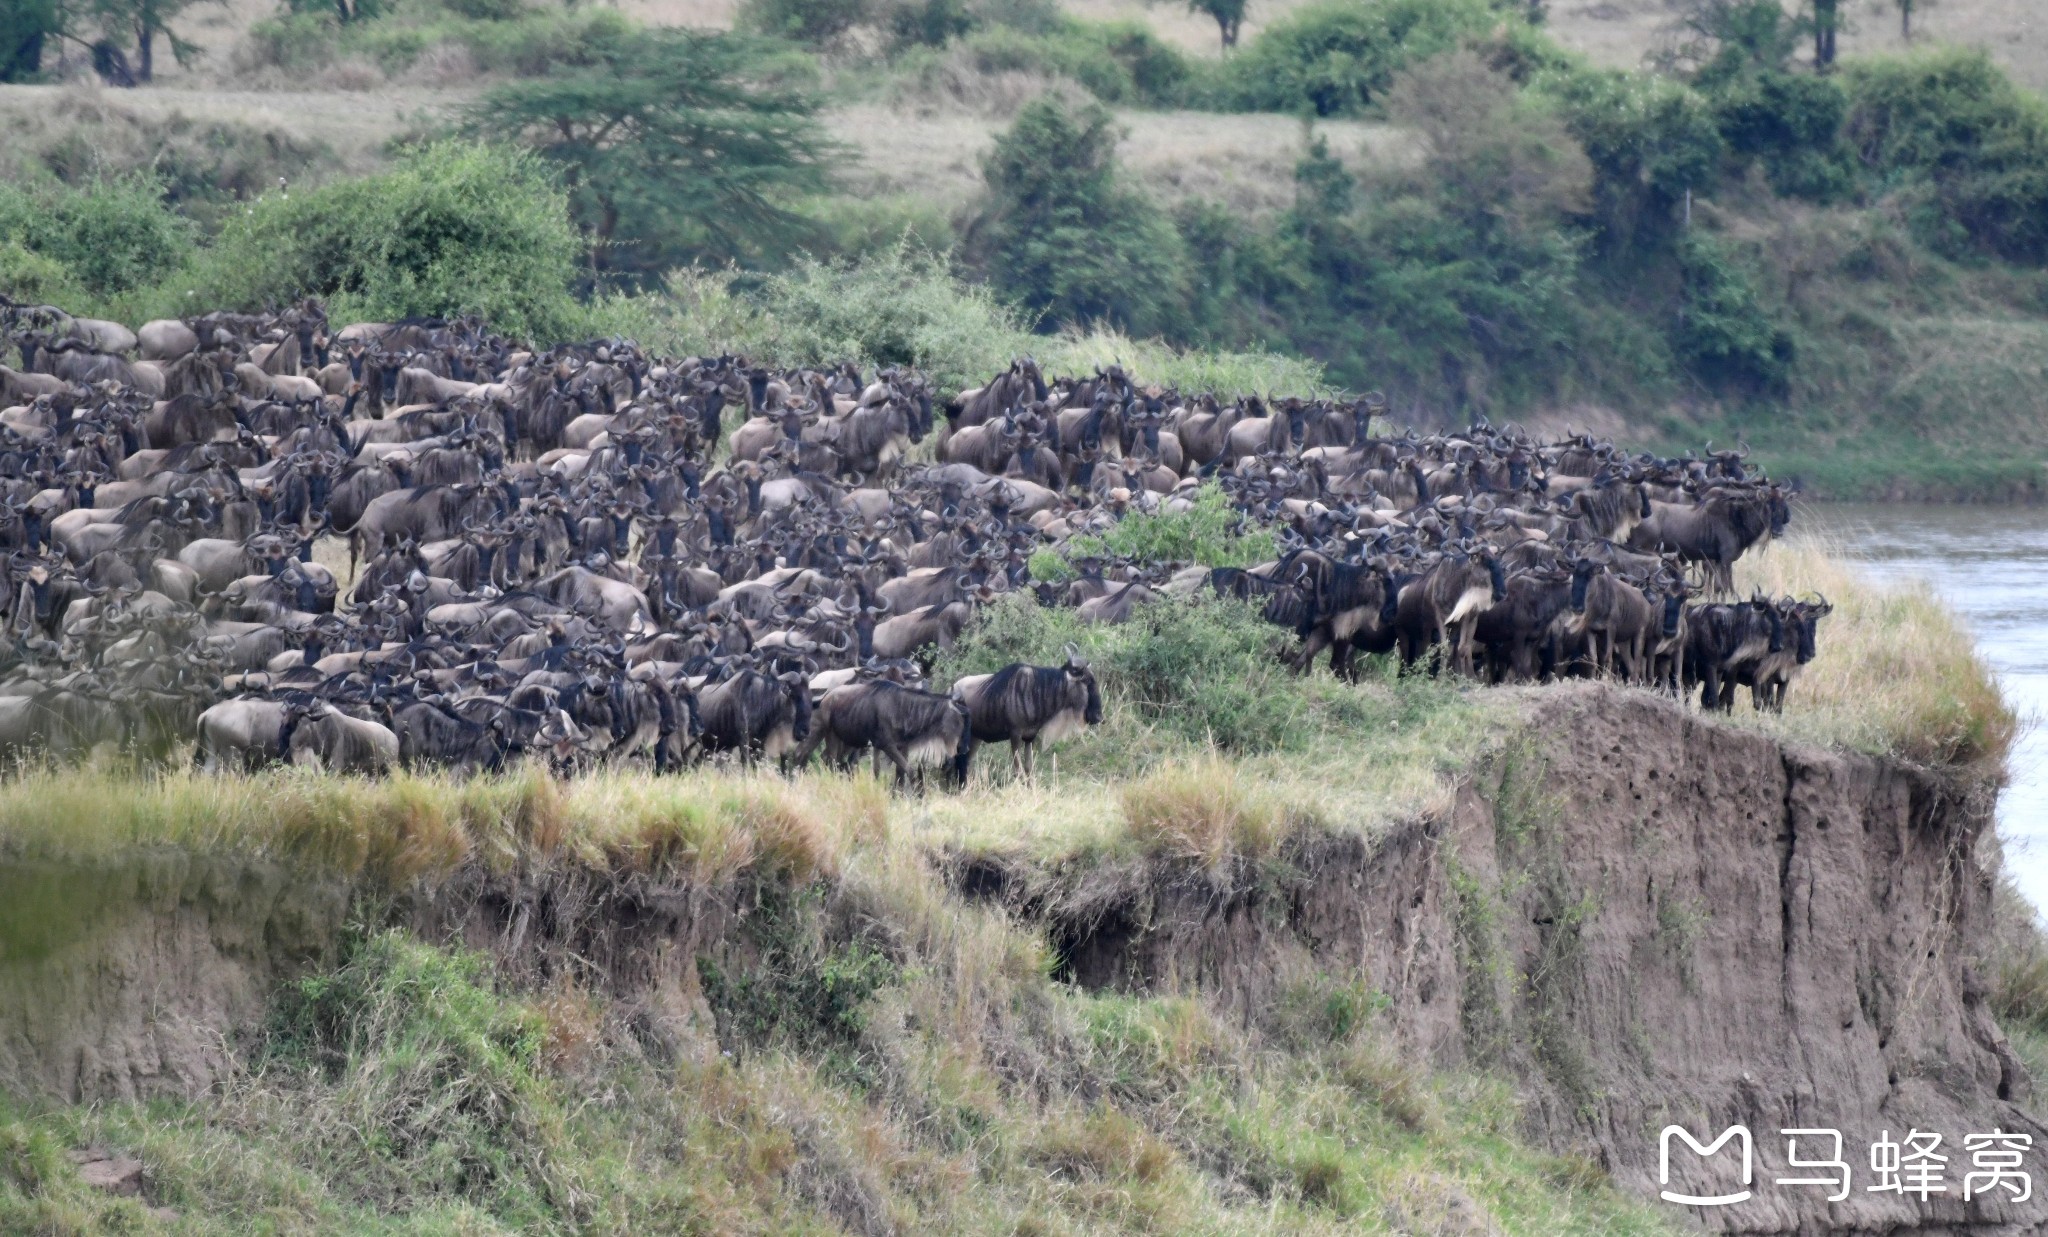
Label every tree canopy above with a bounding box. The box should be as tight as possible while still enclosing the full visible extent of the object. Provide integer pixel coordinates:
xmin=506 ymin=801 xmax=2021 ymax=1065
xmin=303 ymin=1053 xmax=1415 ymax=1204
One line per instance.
xmin=464 ymin=27 xmax=834 ymax=283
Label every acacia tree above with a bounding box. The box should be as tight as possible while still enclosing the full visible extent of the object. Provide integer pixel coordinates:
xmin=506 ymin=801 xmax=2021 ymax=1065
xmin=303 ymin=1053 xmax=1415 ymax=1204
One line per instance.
xmin=88 ymin=0 xmax=216 ymax=80
xmin=465 ymin=27 xmax=833 ymax=282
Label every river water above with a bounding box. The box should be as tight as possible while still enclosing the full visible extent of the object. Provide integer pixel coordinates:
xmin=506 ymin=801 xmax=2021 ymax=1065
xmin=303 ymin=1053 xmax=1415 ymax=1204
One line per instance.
xmin=1804 ymin=504 xmax=2048 ymax=914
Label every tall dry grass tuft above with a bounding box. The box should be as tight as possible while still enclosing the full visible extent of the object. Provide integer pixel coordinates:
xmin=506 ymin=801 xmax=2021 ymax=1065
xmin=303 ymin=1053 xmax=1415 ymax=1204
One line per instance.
xmin=1733 ymin=534 xmax=2016 ymax=771
xmin=1118 ymin=754 xmax=1285 ymax=867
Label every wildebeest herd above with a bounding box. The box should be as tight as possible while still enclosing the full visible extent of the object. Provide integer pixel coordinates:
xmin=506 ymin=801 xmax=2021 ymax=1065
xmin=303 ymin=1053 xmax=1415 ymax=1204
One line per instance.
xmin=0 ymin=297 xmax=1825 ymax=783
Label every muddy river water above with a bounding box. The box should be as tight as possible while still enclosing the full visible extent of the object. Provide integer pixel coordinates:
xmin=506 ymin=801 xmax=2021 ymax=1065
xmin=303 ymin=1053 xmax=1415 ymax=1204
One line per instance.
xmin=1805 ymin=503 xmax=2048 ymax=914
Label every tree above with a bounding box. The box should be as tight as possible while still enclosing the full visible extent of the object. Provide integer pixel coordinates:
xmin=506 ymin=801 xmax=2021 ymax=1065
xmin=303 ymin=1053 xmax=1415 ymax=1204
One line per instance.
xmin=464 ymin=27 xmax=832 ymax=282
xmin=1 ymin=0 xmax=61 ymax=81
xmin=86 ymin=0 xmax=218 ymax=81
xmin=1175 ymin=0 xmax=1245 ymax=50
xmin=1811 ymin=0 xmax=1838 ymax=69
xmin=1896 ymin=0 xmax=1930 ymax=40
xmin=965 ymin=97 xmax=1189 ymax=336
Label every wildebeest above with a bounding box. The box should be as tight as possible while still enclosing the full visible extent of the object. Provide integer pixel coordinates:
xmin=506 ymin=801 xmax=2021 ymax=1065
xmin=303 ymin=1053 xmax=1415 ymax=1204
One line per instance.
xmin=950 ymin=644 xmax=1102 ymax=776
xmin=792 ymin=678 xmax=973 ymax=785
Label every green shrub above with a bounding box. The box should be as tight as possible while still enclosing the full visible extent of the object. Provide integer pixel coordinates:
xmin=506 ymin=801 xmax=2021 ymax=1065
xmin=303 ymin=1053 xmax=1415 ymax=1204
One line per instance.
xmin=1219 ymin=0 xmax=1494 ymax=117
xmin=680 ymin=243 xmax=1031 ymax=392
xmin=186 ymin=141 xmax=582 ymax=339
xmin=1046 ymin=486 xmax=1277 ymax=579
xmin=0 ymin=174 xmax=195 ymax=298
xmin=738 ymin=0 xmax=869 ymax=48
xmin=967 ymin=97 xmax=1190 ymax=336
xmin=1705 ymin=67 xmax=1854 ymax=202
xmin=882 ymin=0 xmax=975 ymax=49
xmin=1673 ymin=231 xmax=1793 ymax=392
xmin=939 ymin=590 xmax=1345 ymax=754
xmin=1844 ymin=48 xmax=2048 ymax=264
xmin=958 ymin=19 xmax=1192 ymax=106
xmin=1 ymin=0 xmax=60 ymax=82
xmin=1539 ymin=64 xmax=1724 ymax=250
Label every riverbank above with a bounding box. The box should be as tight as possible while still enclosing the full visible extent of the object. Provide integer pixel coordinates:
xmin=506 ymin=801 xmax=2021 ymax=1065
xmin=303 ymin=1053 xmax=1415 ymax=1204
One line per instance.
xmin=0 ymin=538 xmax=2031 ymax=1232
xmin=0 ymin=682 xmax=2032 ymax=1234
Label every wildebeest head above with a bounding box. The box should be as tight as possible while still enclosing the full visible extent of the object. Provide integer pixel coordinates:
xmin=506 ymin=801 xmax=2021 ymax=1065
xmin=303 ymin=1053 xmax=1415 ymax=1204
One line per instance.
xmin=1063 ymin=642 xmax=1103 ymax=725
xmin=783 ymin=670 xmax=813 ymax=741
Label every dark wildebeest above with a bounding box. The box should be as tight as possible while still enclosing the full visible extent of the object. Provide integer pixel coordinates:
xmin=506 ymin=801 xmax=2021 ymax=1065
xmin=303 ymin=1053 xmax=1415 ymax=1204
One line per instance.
xmin=791 ymin=678 xmax=974 ymax=786
xmin=1740 ymin=595 xmax=1831 ymax=712
xmin=390 ymin=699 xmax=509 ymax=775
xmin=950 ymin=644 xmax=1102 ymax=776
xmin=694 ymin=666 xmax=813 ymax=766
xmin=1682 ymin=594 xmax=1783 ymax=712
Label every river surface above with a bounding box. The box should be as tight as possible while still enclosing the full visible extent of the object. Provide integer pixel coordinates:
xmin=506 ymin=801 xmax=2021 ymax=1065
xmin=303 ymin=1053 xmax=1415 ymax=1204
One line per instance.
xmin=1804 ymin=504 xmax=2048 ymax=914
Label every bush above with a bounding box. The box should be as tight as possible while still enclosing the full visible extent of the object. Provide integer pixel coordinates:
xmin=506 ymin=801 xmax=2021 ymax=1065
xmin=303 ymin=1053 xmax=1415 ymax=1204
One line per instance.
xmin=958 ymin=19 xmax=1192 ymax=106
xmin=700 ymin=243 xmax=1034 ymax=393
xmin=1540 ymin=64 xmax=1725 ymax=250
xmin=1707 ymin=68 xmax=1854 ymax=200
xmin=1673 ymin=231 xmax=1793 ymax=392
xmin=738 ymin=0 xmax=869 ymax=48
xmin=1844 ymin=49 xmax=2048 ymax=264
xmin=1219 ymin=0 xmax=1494 ymax=117
xmin=966 ymin=97 xmax=1190 ymax=336
xmin=0 ymin=174 xmax=195 ymax=298
xmin=937 ymin=590 xmax=1333 ymax=754
xmin=1041 ymin=486 xmax=1277 ymax=580
xmin=188 ymin=141 xmax=582 ymax=339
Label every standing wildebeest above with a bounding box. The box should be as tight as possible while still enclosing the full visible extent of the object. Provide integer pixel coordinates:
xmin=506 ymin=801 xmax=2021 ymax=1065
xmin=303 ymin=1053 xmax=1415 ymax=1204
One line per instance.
xmin=950 ymin=644 xmax=1102 ymax=776
xmin=791 ymin=678 xmax=974 ymax=786
xmin=1683 ymin=594 xmax=1783 ymax=712
xmin=694 ymin=666 xmax=813 ymax=766
xmin=284 ymin=701 xmax=400 ymax=774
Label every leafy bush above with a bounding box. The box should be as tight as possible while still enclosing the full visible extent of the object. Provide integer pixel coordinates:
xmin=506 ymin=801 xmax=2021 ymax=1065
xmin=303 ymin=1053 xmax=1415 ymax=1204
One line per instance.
xmin=1673 ymin=231 xmax=1793 ymax=392
xmin=958 ymin=19 xmax=1192 ymax=106
xmin=937 ymin=591 xmax=1342 ymax=754
xmin=1540 ymin=64 xmax=1724 ymax=250
xmin=1218 ymin=0 xmax=1494 ymax=117
xmin=738 ymin=0 xmax=869 ymax=48
xmin=189 ymin=141 xmax=583 ymax=339
xmin=0 ymin=173 xmax=194 ymax=297
xmin=1844 ymin=48 xmax=2048 ymax=264
xmin=966 ymin=97 xmax=1190 ymax=337
xmin=1039 ymin=486 xmax=1277 ymax=581
xmin=1706 ymin=68 xmax=1854 ymax=201
xmin=881 ymin=0 xmax=976 ymax=49
xmin=701 ymin=243 xmax=1033 ymax=393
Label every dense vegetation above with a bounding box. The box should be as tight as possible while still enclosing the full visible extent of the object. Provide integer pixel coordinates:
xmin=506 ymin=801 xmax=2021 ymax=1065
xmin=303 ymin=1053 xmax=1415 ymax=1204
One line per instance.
xmin=6 ymin=0 xmax=2048 ymax=494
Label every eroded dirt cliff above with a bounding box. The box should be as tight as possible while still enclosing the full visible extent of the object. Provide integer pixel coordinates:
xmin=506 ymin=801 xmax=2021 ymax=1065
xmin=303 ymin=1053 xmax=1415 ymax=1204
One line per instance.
xmin=1014 ymin=685 xmax=2043 ymax=1234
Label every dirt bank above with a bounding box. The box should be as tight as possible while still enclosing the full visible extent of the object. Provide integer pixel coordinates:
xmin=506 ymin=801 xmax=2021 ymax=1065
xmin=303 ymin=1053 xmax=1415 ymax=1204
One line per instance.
xmin=988 ymin=685 xmax=2043 ymax=1234
xmin=0 ymin=684 xmax=2037 ymax=1232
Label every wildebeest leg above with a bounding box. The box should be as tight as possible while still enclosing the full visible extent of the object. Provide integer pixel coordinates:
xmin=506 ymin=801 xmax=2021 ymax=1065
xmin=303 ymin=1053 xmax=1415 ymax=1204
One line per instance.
xmin=1293 ymin=626 xmax=1330 ymax=675
xmin=876 ymin=738 xmax=914 ymax=787
xmin=1329 ymin=636 xmax=1356 ymax=681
